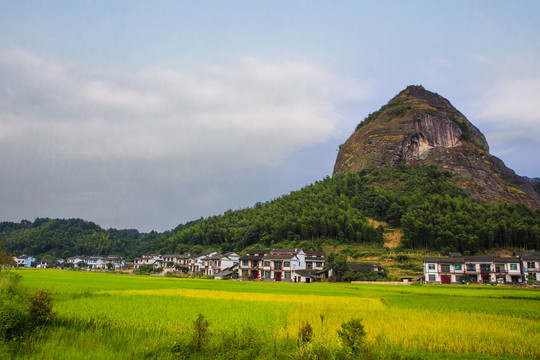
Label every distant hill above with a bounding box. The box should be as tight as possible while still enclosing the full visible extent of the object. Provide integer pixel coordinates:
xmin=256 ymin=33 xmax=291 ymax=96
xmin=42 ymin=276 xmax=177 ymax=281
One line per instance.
xmin=0 ymin=218 xmax=171 ymax=261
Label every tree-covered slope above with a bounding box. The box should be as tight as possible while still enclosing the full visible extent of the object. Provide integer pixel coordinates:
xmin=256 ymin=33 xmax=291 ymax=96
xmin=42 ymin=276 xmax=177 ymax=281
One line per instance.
xmin=2 ymin=165 xmax=539 ymax=259
xmin=0 ymin=218 xmax=170 ymax=260
xmin=164 ymin=164 xmax=539 ymax=254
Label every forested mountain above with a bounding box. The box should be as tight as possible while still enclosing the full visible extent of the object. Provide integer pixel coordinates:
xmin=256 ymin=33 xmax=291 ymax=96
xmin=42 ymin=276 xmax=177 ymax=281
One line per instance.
xmin=2 ymin=165 xmax=538 ymax=260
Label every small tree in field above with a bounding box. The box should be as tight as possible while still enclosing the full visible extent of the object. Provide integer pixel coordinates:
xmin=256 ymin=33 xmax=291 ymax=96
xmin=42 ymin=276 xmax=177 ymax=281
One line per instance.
xmin=190 ymin=313 xmax=210 ymax=350
xmin=337 ymin=318 xmax=366 ymax=352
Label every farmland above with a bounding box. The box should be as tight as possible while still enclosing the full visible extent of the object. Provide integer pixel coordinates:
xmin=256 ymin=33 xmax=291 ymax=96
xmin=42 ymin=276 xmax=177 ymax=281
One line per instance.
xmin=4 ymin=269 xmax=540 ymax=359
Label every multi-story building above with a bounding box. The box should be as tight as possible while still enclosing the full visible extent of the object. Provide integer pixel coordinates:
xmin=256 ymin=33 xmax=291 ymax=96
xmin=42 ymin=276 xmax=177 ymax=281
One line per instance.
xmin=13 ymin=254 xmax=35 ymax=268
xmin=516 ymin=252 xmax=540 ymax=282
xmin=133 ymin=254 xmax=161 ymax=269
xmin=424 ymin=253 xmax=524 ymax=284
xmin=199 ymin=252 xmax=240 ymax=276
xmin=305 ymin=251 xmax=326 ymax=271
xmin=103 ymin=255 xmax=125 ymax=270
xmin=239 ymin=249 xmax=270 ymax=278
xmin=239 ymin=249 xmax=325 ymax=282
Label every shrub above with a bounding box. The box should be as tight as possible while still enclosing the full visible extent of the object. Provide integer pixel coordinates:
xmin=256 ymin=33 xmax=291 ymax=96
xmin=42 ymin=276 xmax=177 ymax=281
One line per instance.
xmin=337 ymin=318 xmax=366 ymax=352
xmin=30 ymin=289 xmax=55 ymax=325
xmin=385 ymin=105 xmax=411 ymax=117
xmin=190 ymin=313 xmax=210 ymax=350
xmin=395 ymin=254 xmax=410 ymax=263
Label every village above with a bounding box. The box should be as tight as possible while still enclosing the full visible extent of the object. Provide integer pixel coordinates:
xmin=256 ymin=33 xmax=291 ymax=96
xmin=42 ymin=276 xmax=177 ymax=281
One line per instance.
xmin=11 ymin=248 xmax=329 ymax=283
xmin=11 ymin=249 xmax=540 ymax=285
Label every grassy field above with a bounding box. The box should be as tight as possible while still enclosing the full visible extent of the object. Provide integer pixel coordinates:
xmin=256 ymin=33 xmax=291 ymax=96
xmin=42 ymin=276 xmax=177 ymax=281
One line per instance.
xmin=4 ymin=269 xmax=540 ymax=359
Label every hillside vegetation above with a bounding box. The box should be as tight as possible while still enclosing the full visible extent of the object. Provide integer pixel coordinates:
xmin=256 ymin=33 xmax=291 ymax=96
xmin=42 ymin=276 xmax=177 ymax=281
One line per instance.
xmin=163 ymin=164 xmax=540 ymax=254
xmin=2 ymin=165 xmax=539 ymax=261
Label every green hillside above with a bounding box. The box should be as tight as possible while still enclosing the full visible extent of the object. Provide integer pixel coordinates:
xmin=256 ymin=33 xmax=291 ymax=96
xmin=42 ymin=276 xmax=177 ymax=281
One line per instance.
xmin=164 ymin=164 xmax=539 ymax=254
xmin=2 ymin=165 xmax=538 ymax=262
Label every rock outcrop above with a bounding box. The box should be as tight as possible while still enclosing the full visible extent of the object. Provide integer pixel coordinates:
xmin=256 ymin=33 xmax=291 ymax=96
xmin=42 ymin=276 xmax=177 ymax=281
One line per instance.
xmin=333 ymin=86 xmax=540 ymax=208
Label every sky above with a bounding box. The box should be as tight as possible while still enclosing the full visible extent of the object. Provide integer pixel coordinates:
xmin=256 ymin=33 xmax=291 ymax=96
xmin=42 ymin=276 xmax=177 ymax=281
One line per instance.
xmin=1 ymin=1 xmax=539 ymax=232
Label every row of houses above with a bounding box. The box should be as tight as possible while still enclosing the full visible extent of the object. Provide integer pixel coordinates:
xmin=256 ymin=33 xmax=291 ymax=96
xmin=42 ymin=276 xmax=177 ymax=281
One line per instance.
xmin=134 ymin=249 xmax=326 ymax=282
xmin=423 ymin=252 xmax=540 ymax=284
xmin=64 ymin=255 xmax=126 ymax=270
xmin=133 ymin=251 xmax=240 ymax=275
xmin=12 ymin=254 xmax=126 ymax=270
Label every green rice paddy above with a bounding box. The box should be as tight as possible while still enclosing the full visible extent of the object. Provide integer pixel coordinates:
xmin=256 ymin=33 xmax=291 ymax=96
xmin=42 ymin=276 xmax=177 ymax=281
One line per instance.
xmin=6 ymin=269 xmax=540 ymax=359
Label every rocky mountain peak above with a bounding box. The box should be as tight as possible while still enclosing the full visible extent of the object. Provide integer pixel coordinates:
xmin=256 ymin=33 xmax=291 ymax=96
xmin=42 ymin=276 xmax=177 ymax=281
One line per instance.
xmin=333 ymin=86 xmax=540 ymax=208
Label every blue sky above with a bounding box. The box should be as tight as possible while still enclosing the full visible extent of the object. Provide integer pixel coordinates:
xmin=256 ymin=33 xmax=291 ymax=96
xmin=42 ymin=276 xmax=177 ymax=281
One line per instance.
xmin=1 ymin=1 xmax=539 ymax=231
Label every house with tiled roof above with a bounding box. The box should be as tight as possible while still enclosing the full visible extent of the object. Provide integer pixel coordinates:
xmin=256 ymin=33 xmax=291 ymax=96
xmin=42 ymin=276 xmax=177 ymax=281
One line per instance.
xmin=516 ymin=252 xmax=540 ymax=282
xmin=14 ymin=254 xmax=35 ymax=268
xmin=239 ymin=248 xmax=324 ymax=282
xmin=423 ymin=253 xmax=523 ymax=284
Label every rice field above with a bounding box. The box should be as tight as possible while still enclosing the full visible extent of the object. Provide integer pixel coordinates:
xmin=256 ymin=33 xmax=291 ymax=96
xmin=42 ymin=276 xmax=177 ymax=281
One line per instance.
xmin=9 ymin=269 xmax=540 ymax=359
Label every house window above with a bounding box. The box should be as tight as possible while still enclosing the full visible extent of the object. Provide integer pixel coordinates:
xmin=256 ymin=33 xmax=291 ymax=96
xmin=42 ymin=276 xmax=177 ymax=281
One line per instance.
xmin=284 ymin=272 xmax=291 ymax=279
xmin=466 ymin=264 xmax=476 ymax=271
xmin=510 ymin=264 xmax=518 ymax=271
xmin=265 ymin=271 xmax=271 ymax=278
xmin=495 ymin=264 xmax=505 ymax=273
xmin=242 ymin=260 xmax=248 ymax=266
xmin=428 ymin=264 xmax=435 ymax=270
xmin=306 ymin=262 xmax=313 ymax=269
xmin=284 ymin=261 xmax=290 ymax=268
xmin=527 ymin=262 xmax=536 ymax=269
xmin=429 ymin=275 xmax=436 ymax=282
xmin=316 ymin=262 xmax=323 ymax=268
xmin=441 ymin=265 xmax=450 ymax=272
xmin=274 ymin=261 xmax=282 ymax=270
xmin=264 ymin=261 xmax=270 ymax=267
xmin=454 ymin=264 xmax=462 ymax=271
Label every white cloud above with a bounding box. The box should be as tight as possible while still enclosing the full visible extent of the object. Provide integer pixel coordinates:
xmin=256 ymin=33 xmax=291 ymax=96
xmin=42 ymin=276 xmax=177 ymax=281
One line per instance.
xmin=470 ymin=78 xmax=540 ymax=148
xmin=0 ymin=49 xmax=365 ymax=182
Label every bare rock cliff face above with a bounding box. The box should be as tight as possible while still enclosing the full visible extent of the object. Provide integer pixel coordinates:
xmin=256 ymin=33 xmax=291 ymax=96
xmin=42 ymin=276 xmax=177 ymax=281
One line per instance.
xmin=333 ymin=86 xmax=540 ymax=208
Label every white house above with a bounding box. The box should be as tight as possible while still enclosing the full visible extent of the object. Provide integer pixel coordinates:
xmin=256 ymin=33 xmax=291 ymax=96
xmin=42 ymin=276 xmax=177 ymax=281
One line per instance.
xmin=239 ymin=249 xmax=324 ymax=282
xmin=103 ymin=255 xmax=125 ymax=270
xmin=85 ymin=256 xmax=106 ymax=269
xmin=133 ymin=254 xmax=161 ymax=269
xmin=220 ymin=252 xmax=240 ymax=270
xmin=516 ymin=252 xmax=540 ymax=282
xmin=423 ymin=254 xmax=523 ymax=284
xmin=66 ymin=256 xmax=85 ymax=266
xmin=14 ymin=255 xmax=35 ymax=268
xmin=36 ymin=259 xmax=51 ymax=268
